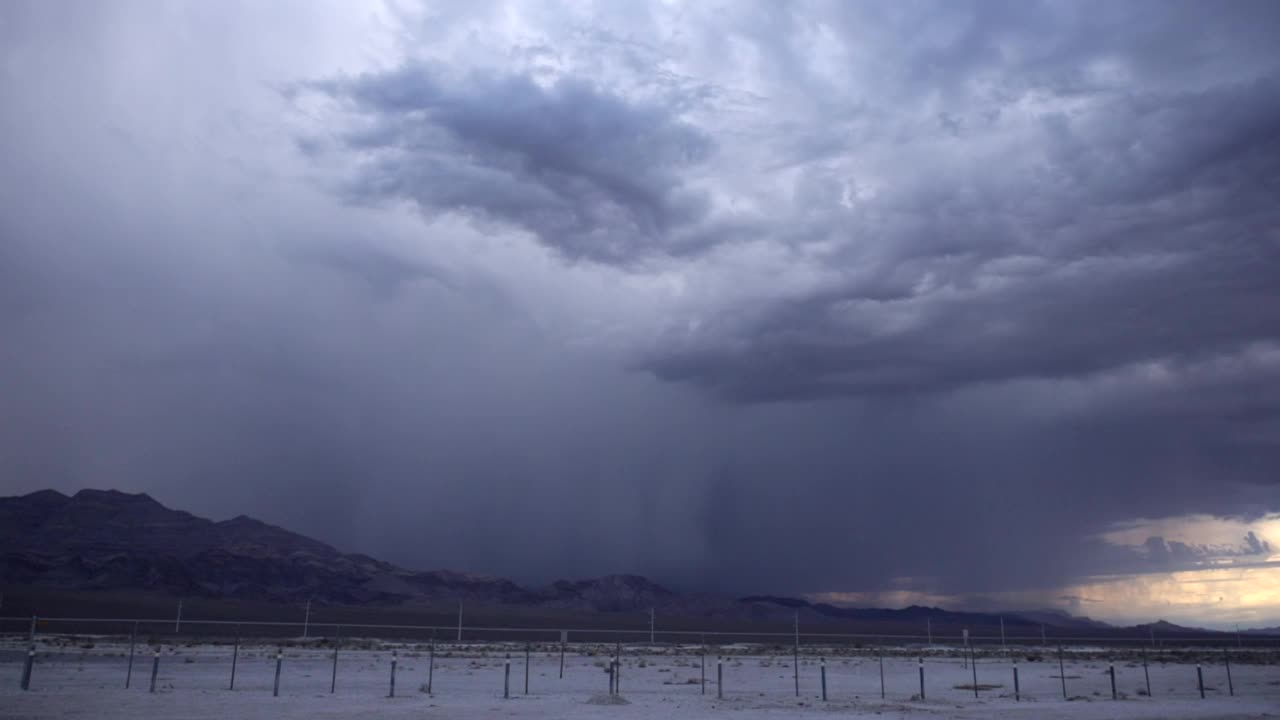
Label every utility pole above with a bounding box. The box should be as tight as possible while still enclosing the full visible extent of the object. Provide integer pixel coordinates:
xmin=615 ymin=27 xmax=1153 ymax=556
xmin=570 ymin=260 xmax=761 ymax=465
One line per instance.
xmin=456 ymin=601 xmax=463 ymax=642
xmin=927 ymin=617 xmax=932 ymax=646
xmin=175 ymin=600 xmax=183 ymax=633
xmin=303 ymin=599 xmax=311 ymax=639
xmin=1000 ymin=616 xmax=1006 ymax=651
xmin=649 ymin=608 xmax=655 ymax=644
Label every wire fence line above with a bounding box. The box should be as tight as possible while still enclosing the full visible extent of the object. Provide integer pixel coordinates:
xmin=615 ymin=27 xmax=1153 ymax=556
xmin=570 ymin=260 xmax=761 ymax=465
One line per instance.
xmin=3 ymin=632 xmax=1277 ymax=705
xmin=4 ymin=613 xmax=1278 ymax=706
xmin=3 ymin=613 xmax=1279 ymax=649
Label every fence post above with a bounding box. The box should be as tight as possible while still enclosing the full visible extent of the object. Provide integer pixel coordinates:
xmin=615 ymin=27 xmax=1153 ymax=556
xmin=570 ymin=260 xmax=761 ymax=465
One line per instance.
xmin=149 ymin=649 xmax=160 ymax=693
xmin=1058 ymin=646 xmax=1067 ymax=699
xmin=700 ymin=646 xmax=706 ymax=695
xmin=427 ymin=642 xmax=434 ymax=695
xmin=918 ymin=657 xmax=925 ymax=700
xmin=19 ymin=644 xmax=34 ymax=691
xmin=615 ymin=642 xmax=622 ymax=693
xmin=273 ymin=649 xmax=282 ymax=697
xmin=524 ymin=643 xmax=530 ymax=695
xmin=820 ymin=657 xmax=827 ymax=701
xmin=388 ymin=650 xmax=397 ymax=698
xmin=1196 ymin=664 xmax=1204 ymax=699
xmin=1143 ymin=649 xmax=1151 ymax=697
xmin=230 ymin=630 xmax=240 ymax=690
xmin=1109 ymin=663 xmax=1117 ymax=700
xmin=970 ymin=645 xmax=978 ymax=699
xmin=126 ymin=621 xmax=137 ymax=689
xmin=504 ymin=654 xmax=510 ymax=699
xmin=879 ymin=646 xmax=886 ymax=699
xmin=793 ymin=626 xmax=799 ymax=697
xmin=717 ymin=656 xmax=723 ymax=699
xmin=330 ymin=626 xmax=340 ymax=694
xmin=1223 ymin=648 xmax=1234 ymax=696
xmin=559 ymin=633 xmax=565 ymax=679
xmin=21 ymin=615 xmax=37 ymax=691
xmin=1013 ymin=658 xmax=1019 ymax=702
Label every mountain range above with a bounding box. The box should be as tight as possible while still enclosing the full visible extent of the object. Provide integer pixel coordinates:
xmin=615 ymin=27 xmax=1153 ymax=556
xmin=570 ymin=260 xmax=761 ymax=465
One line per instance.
xmin=0 ymin=488 xmax=1265 ymax=636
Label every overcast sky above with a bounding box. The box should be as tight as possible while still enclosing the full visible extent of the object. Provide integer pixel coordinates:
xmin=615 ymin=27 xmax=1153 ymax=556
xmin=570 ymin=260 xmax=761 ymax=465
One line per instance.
xmin=3 ymin=0 xmax=1280 ymax=626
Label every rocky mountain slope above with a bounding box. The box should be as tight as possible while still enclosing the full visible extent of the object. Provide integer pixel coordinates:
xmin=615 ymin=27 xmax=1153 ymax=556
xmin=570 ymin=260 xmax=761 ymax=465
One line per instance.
xmin=0 ymin=489 xmax=1166 ymax=634
xmin=0 ymin=489 xmax=532 ymax=606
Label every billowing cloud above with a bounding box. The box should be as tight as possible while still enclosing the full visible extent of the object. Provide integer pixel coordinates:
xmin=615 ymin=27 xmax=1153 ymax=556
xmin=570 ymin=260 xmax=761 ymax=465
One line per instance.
xmin=3 ymin=0 xmax=1280 ymax=625
xmin=306 ymin=64 xmax=715 ymax=264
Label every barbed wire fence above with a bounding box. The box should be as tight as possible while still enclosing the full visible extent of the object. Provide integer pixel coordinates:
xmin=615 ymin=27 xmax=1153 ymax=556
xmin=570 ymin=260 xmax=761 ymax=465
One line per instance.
xmin=3 ymin=613 xmax=1277 ymax=703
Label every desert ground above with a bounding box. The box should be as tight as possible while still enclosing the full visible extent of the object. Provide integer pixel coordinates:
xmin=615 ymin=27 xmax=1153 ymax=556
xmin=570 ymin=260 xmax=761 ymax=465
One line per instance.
xmin=3 ymin=638 xmax=1279 ymax=719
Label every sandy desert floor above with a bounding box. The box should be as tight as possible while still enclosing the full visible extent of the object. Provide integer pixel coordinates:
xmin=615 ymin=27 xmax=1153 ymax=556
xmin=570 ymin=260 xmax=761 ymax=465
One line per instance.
xmin=2 ymin=639 xmax=1278 ymax=719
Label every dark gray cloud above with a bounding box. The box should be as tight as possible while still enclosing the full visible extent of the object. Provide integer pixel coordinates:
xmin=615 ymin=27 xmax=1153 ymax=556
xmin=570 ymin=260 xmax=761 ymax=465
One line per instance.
xmin=645 ymin=73 xmax=1280 ymax=401
xmin=1245 ymin=531 xmax=1273 ymax=556
xmin=2 ymin=0 xmax=1280 ymax=622
xmin=307 ymin=64 xmax=715 ymax=264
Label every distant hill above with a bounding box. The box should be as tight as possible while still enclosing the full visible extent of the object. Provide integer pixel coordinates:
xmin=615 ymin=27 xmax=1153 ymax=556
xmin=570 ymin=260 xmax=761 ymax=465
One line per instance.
xmin=0 ymin=489 xmax=740 ymax=615
xmin=1133 ymin=619 xmax=1214 ymax=635
xmin=740 ymin=596 xmax=1042 ymax=628
xmin=0 ymin=488 xmax=532 ymax=605
xmin=0 ymin=488 xmax=1228 ymax=637
xmin=1008 ymin=608 xmax=1112 ymax=631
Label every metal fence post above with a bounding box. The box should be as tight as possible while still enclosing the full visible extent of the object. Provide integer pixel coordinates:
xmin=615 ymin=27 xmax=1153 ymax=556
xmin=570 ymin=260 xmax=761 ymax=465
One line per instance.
xmin=717 ymin=656 xmax=723 ymax=699
xmin=273 ymin=649 xmax=282 ymax=697
xmin=700 ymin=645 xmax=706 ymax=695
xmin=388 ymin=650 xmax=397 ymax=698
xmin=330 ymin=626 xmax=340 ymax=694
xmin=1197 ymin=664 xmax=1204 ymax=699
xmin=1109 ymin=663 xmax=1117 ymax=700
xmin=20 ymin=615 xmax=37 ymax=691
xmin=918 ymin=657 xmax=925 ymax=700
xmin=820 ymin=657 xmax=827 ymax=701
xmin=1058 ymin=646 xmax=1067 ymax=699
xmin=230 ymin=631 xmax=240 ymax=690
xmin=19 ymin=644 xmax=34 ymax=691
xmin=503 ymin=654 xmax=510 ymax=699
xmin=524 ymin=643 xmax=530 ymax=694
xmin=879 ymin=647 xmax=886 ymax=699
xmin=1013 ymin=658 xmax=1019 ymax=702
xmin=1224 ymin=648 xmax=1234 ymax=696
xmin=427 ymin=641 xmax=434 ymax=695
xmin=793 ymin=635 xmax=799 ymax=697
xmin=149 ymin=649 xmax=160 ymax=693
xmin=970 ymin=645 xmax=978 ymax=699
xmin=1143 ymin=649 xmax=1151 ymax=697
xmin=126 ymin=621 xmax=137 ymax=689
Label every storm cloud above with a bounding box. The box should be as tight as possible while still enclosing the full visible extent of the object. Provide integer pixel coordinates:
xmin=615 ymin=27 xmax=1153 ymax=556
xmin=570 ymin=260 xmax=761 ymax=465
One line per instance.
xmin=2 ymin=0 xmax=1280 ymax=616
